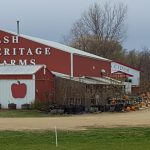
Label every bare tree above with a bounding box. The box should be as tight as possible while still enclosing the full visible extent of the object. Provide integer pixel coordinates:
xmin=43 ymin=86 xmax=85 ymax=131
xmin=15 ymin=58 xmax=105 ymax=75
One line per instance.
xmin=67 ymin=2 xmax=127 ymax=59
xmin=121 ymin=48 xmax=150 ymax=92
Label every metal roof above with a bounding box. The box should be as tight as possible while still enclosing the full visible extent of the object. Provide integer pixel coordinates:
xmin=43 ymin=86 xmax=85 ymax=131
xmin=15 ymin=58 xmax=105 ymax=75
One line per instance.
xmin=51 ymin=71 xmax=70 ymax=78
xmin=51 ymin=71 xmax=121 ymax=85
xmin=87 ymin=76 xmax=122 ymax=85
xmin=21 ymin=34 xmax=111 ymax=61
xmin=0 ymin=29 xmax=111 ymax=62
xmin=0 ymin=65 xmax=44 ymax=75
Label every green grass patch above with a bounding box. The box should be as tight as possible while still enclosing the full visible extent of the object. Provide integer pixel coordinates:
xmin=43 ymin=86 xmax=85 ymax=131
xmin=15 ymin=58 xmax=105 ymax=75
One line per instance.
xmin=0 ymin=128 xmax=150 ymax=150
xmin=0 ymin=110 xmax=55 ymax=117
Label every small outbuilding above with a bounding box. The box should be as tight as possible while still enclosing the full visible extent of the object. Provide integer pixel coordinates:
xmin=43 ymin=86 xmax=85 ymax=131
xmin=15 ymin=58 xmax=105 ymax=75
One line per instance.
xmin=0 ymin=65 xmax=54 ymax=109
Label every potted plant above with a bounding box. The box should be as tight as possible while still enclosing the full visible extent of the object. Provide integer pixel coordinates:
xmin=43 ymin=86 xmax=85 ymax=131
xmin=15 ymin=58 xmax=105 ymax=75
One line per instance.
xmin=8 ymin=103 xmax=16 ymax=109
xmin=21 ymin=103 xmax=30 ymax=110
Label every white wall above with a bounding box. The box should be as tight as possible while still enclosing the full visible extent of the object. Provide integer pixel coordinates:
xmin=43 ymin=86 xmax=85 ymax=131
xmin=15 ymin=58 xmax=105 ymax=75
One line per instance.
xmin=0 ymin=80 xmax=35 ymax=109
xmin=111 ymin=62 xmax=140 ymax=86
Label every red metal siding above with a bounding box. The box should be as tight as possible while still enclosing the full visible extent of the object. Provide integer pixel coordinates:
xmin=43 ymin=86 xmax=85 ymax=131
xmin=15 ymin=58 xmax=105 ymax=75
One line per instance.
xmin=35 ymin=67 xmax=55 ymax=101
xmin=73 ymin=54 xmax=111 ymax=77
xmin=0 ymin=30 xmax=71 ymax=75
xmin=0 ymin=67 xmax=55 ymax=102
xmin=0 ymin=75 xmax=32 ymax=79
xmin=0 ymin=30 xmax=112 ymax=78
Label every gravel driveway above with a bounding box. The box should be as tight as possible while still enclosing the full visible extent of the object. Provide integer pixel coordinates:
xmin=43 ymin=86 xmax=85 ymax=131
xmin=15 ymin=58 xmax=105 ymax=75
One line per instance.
xmin=0 ymin=108 xmax=150 ymax=131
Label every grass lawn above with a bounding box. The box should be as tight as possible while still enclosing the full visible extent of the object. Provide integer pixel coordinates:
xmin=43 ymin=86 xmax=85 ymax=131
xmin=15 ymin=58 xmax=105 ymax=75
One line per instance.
xmin=0 ymin=128 xmax=150 ymax=150
xmin=0 ymin=110 xmax=53 ymax=117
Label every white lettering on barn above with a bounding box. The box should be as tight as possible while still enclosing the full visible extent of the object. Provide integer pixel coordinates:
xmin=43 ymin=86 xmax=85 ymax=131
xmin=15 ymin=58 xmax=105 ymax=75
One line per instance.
xmin=0 ymin=36 xmax=19 ymax=44
xmin=2 ymin=59 xmax=36 ymax=65
xmin=0 ymin=35 xmax=51 ymax=65
xmin=112 ymin=64 xmax=130 ymax=73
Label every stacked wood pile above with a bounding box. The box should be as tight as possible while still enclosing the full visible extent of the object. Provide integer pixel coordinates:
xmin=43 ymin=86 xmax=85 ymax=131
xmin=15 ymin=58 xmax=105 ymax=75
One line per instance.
xmin=146 ymin=92 xmax=150 ymax=103
xmin=55 ymin=77 xmax=85 ymax=106
xmin=139 ymin=92 xmax=150 ymax=107
xmin=55 ymin=77 xmax=125 ymax=110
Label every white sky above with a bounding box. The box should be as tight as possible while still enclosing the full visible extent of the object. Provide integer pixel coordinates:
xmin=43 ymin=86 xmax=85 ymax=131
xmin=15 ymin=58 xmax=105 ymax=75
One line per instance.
xmin=0 ymin=0 xmax=150 ymax=50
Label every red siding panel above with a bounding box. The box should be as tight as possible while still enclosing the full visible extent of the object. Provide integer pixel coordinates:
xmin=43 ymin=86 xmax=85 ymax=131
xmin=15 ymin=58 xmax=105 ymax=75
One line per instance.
xmin=35 ymin=67 xmax=55 ymax=101
xmin=0 ymin=75 xmax=32 ymax=79
xmin=73 ymin=54 xmax=111 ymax=77
xmin=0 ymin=30 xmax=71 ymax=75
xmin=0 ymin=30 xmax=112 ymax=78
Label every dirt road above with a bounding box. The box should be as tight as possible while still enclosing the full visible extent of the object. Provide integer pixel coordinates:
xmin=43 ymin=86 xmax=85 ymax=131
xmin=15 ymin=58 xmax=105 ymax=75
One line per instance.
xmin=0 ymin=108 xmax=150 ymax=131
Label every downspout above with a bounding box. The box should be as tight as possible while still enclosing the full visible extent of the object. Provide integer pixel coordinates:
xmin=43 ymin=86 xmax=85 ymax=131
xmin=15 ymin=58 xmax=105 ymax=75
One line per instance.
xmin=71 ymin=53 xmax=73 ymax=77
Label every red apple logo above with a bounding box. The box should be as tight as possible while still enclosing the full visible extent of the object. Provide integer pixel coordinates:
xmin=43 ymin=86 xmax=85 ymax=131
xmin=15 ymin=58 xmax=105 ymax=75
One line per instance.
xmin=11 ymin=81 xmax=27 ymax=98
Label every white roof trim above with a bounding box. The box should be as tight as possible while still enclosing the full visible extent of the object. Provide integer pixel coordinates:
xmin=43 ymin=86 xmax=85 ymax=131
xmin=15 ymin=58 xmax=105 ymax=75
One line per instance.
xmin=0 ymin=65 xmax=44 ymax=75
xmin=51 ymin=71 xmax=70 ymax=78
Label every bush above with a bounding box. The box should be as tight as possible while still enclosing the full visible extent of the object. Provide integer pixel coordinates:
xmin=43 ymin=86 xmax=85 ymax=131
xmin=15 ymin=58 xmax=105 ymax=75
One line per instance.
xmin=31 ymin=100 xmax=44 ymax=110
xmin=125 ymin=78 xmax=132 ymax=83
xmin=31 ymin=100 xmax=52 ymax=112
xmin=30 ymin=100 xmax=65 ymax=114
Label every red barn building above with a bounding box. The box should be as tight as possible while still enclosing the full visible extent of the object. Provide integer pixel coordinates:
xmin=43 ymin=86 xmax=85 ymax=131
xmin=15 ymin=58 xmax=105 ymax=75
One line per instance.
xmin=0 ymin=29 xmax=111 ymax=77
xmin=0 ymin=65 xmax=54 ymax=108
xmin=0 ymin=29 xmax=112 ymax=109
xmin=0 ymin=29 xmax=141 ymax=109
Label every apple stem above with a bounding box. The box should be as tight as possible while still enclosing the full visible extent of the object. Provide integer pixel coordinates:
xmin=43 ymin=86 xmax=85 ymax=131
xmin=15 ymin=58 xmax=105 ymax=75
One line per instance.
xmin=17 ymin=81 xmax=20 ymax=84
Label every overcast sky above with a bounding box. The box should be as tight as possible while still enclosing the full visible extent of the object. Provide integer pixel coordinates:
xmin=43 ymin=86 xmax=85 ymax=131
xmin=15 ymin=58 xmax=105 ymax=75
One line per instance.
xmin=0 ymin=0 xmax=150 ymax=50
